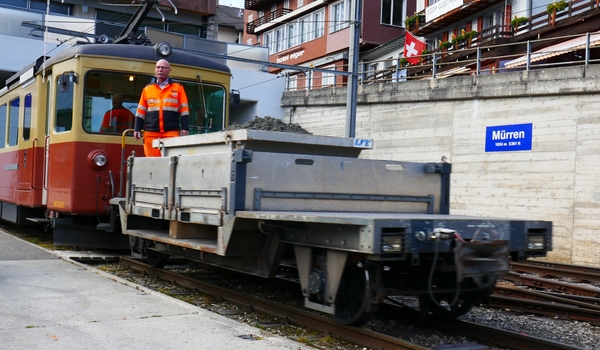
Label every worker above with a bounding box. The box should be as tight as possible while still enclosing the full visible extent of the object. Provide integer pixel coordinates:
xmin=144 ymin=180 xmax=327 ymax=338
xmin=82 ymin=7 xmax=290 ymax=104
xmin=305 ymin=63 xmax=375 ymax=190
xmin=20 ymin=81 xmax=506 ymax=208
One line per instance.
xmin=99 ymin=93 xmax=135 ymax=133
xmin=133 ymin=59 xmax=190 ymax=156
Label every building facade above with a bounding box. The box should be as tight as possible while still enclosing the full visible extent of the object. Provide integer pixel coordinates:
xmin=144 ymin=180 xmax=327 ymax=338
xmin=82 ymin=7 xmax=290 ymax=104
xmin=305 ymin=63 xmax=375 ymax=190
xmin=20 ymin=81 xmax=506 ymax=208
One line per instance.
xmin=241 ymin=0 xmax=405 ymax=89
xmin=0 ymin=0 xmax=217 ymax=88
xmin=408 ymin=0 xmax=600 ymax=75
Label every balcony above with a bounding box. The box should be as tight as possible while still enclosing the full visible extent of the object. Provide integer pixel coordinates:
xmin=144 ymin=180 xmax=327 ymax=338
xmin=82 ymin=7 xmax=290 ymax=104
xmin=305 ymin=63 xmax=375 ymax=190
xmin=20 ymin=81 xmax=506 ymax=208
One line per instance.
xmin=245 ymin=0 xmax=279 ymax=11
xmin=246 ymin=8 xmax=292 ymax=34
xmin=415 ymin=0 xmax=504 ymax=36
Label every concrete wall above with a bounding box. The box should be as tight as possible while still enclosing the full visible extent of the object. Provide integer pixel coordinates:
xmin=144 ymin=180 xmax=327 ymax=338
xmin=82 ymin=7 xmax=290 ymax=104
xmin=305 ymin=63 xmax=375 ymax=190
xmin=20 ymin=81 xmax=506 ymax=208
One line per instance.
xmin=281 ymin=65 xmax=600 ymax=266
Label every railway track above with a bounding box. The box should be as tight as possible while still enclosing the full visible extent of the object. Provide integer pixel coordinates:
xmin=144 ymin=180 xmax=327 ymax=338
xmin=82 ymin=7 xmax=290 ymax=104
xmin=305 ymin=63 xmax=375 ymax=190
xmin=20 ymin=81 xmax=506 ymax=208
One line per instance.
xmin=111 ymin=256 xmax=580 ymax=350
xmin=488 ymin=261 xmax=600 ymax=323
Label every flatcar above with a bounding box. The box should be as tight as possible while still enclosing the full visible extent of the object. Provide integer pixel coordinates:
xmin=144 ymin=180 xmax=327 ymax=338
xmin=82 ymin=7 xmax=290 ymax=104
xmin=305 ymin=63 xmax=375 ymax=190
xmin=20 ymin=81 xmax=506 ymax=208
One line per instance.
xmin=113 ymin=129 xmax=552 ymax=325
xmin=0 ymin=41 xmax=231 ymax=248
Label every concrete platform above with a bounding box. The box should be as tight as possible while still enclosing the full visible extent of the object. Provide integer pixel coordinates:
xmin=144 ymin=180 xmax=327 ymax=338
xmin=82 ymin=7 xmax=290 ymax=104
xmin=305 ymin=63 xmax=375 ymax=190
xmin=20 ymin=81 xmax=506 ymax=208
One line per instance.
xmin=0 ymin=230 xmax=313 ymax=350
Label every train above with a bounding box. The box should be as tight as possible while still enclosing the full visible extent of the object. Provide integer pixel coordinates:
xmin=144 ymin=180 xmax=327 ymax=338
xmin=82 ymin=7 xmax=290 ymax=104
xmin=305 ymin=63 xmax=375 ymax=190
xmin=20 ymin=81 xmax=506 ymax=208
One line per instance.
xmin=0 ymin=41 xmax=231 ymax=248
xmin=0 ymin=8 xmax=552 ymax=325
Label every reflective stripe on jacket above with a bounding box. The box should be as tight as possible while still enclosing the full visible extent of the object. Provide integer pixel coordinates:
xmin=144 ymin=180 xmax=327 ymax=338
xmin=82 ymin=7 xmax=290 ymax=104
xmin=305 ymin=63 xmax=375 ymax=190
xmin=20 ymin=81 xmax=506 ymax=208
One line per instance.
xmin=135 ymin=78 xmax=189 ymax=132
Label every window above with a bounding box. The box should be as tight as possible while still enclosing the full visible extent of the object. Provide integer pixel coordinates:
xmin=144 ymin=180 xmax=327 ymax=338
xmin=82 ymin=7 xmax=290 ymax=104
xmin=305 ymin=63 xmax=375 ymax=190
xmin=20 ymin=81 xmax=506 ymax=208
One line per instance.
xmin=381 ymin=0 xmax=403 ymax=27
xmin=484 ymin=13 xmax=495 ymax=29
xmin=0 ymin=103 xmax=6 ymax=149
xmin=287 ymin=75 xmax=298 ymax=91
xmin=314 ymin=10 xmax=325 ymax=38
xmin=321 ymin=65 xmax=336 ymax=87
xmin=8 ymin=97 xmax=19 ymax=146
xmin=0 ymin=0 xmax=27 ymax=9
xmin=81 ymin=71 xmax=226 ymax=135
xmin=284 ymin=0 xmax=290 ymax=9
xmin=23 ymin=94 xmax=31 ymax=141
xmin=248 ymin=14 xmax=253 ymax=22
xmin=83 ymin=71 xmax=149 ymax=134
xmin=247 ymin=38 xmax=253 ymax=45
xmin=299 ymin=16 xmax=310 ymax=43
xmin=298 ymin=0 xmax=304 ymax=6
xmin=330 ymin=0 xmax=349 ymax=32
xmin=55 ymin=74 xmax=75 ymax=133
xmin=180 ymin=82 xmax=226 ymax=134
xmin=274 ymin=27 xmax=285 ymax=52
xmin=30 ymin=0 xmax=70 ymax=15
xmin=265 ymin=32 xmax=272 ymax=53
xmin=287 ymin=23 xmax=296 ymax=48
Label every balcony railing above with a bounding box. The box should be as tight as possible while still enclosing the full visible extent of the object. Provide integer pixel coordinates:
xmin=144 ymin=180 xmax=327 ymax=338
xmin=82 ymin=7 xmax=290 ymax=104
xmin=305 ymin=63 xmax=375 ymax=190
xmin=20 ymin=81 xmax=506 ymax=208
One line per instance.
xmin=413 ymin=0 xmax=594 ymax=37
xmin=246 ymin=8 xmax=292 ymax=34
xmin=284 ymin=31 xmax=600 ymax=90
xmin=245 ymin=0 xmax=278 ymax=11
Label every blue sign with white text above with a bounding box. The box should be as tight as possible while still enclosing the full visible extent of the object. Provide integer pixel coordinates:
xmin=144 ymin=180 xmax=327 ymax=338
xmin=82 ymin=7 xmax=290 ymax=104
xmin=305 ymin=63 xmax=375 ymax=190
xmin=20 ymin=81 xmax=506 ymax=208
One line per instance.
xmin=485 ymin=123 xmax=533 ymax=152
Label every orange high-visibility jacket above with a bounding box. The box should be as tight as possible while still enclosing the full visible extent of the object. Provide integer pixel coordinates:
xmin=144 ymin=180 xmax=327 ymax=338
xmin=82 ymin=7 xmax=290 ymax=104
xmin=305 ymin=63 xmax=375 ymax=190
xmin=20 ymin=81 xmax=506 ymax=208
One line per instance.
xmin=100 ymin=107 xmax=135 ymax=133
xmin=135 ymin=78 xmax=189 ymax=132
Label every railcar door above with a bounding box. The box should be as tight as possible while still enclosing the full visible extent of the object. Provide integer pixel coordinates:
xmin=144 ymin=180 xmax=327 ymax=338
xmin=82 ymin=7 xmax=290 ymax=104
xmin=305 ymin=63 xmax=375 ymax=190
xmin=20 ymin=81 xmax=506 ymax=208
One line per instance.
xmin=16 ymin=94 xmax=35 ymax=192
xmin=41 ymin=73 xmax=52 ymax=206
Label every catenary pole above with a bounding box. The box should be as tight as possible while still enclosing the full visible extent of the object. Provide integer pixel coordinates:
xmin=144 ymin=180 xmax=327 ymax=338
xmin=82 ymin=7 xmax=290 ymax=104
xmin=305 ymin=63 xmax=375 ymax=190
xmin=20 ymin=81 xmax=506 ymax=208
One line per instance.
xmin=346 ymin=0 xmax=362 ymax=138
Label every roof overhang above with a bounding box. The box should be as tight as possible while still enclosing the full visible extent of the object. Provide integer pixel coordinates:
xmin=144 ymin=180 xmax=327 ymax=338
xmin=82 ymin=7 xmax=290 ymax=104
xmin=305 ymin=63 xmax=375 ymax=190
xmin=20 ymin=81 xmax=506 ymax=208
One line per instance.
xmin=505 ymin=33 xmax=600 ymax=68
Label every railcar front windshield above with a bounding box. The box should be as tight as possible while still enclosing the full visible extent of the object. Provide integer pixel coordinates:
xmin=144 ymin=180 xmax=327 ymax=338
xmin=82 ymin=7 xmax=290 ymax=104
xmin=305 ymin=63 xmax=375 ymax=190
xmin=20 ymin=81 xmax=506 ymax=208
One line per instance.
xmin=83 ymin=71 xmax=227 ymax=135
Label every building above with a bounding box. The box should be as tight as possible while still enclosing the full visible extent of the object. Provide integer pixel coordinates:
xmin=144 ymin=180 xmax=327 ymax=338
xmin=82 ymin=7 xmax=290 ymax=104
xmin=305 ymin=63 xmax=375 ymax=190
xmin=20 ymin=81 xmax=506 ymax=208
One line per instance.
xmin=408 ymin=0 xmax=600 ymax=75
xmin=241 ymin=0 xmax=405 ymax=89
xmin=216 ymin=4 xmax=245 ymax=43
xmin=0 ymin=0 xmax=285 ymax=122
xmin=0 ymin=0 xmax=218 ymax=88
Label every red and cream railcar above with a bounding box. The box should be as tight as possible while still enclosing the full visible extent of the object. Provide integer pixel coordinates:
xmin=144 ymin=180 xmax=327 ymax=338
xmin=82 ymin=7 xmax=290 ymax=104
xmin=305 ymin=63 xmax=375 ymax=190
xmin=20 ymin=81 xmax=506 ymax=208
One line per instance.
xmin=0 ymin=42 xmax=231 ymax=248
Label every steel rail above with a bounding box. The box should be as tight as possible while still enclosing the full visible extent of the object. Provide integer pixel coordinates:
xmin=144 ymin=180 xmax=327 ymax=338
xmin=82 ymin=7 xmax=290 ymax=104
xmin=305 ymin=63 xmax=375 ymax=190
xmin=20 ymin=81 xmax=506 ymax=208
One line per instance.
xmin=489 ymin=294 xmax=600 ymax=323
xmin=433 ymin=320 xmax=583 ymax=350
xmin=118 ymin=257 xmax=429 ymax=350
xmin=495 ymin=284 xmax=600 ymax=311
xmin=503 ymin=272 xmax=600 ymax=298
xmin=512 ymin=261 xmax=600 ymax=282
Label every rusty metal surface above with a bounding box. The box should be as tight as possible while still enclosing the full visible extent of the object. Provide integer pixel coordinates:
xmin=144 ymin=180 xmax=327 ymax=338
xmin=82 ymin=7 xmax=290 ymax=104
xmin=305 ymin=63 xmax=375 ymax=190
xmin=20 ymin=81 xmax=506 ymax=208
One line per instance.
xmin=454 ymin=240 xmax=510 ymax=287
xmin=126 ymin=229 xmax=219 ymax=254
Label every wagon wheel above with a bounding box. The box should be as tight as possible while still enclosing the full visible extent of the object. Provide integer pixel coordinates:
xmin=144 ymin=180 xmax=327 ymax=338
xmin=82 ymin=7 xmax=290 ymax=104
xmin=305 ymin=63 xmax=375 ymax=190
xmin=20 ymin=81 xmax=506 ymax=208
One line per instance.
xmin=333 ymin=263 xmax=377 ymax=326
xmin=143 ymin=245 xmax=169 ymax=268
xmin=418 ymin=291 xmax=485 ymax=320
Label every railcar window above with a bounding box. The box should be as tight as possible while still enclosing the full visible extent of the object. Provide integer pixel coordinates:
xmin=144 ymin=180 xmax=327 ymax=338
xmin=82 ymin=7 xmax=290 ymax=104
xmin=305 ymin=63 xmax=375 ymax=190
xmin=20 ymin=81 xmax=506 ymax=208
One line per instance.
xmin=0 ymin=0 xmax=27 ymax=9
xmin=23 ymin=94 xmax=31 ymax=141
xmin=83 ymin=71 xmax=151 ymax=134
xmin=0 ymin=103 xmax=6 ymax=148
xmin=55 ymin=77 xmax=73 ymax=132
xmin=181 ymin=82 xmax=226 ymax=134
xmin=8 ymin=97 xmax=19 ymax=146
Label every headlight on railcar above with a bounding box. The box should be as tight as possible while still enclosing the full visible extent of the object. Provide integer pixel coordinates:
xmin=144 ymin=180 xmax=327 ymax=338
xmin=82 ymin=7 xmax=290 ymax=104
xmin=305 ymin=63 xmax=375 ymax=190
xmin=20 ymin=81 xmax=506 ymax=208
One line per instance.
xmin=527 ymin=235 xmax=546 ymax=250
xmin=155 ymin=41 xmax=172 ymax=56
xmin=87 ymin=150 xmax=108 ymax=170
xmin=381 ymin=236 xmax=404 ymax=253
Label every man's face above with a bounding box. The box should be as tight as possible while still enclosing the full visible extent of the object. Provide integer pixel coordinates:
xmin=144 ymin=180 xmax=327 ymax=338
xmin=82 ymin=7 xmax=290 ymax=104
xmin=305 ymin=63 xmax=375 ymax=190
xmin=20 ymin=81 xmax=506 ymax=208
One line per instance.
xmin=155 ymin=61 xmax=171 ymax=80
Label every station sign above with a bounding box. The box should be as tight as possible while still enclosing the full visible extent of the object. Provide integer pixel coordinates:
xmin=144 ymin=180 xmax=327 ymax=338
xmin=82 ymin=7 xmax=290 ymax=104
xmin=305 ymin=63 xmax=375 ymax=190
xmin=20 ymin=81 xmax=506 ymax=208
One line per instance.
xmin=485 ymin=123 xmax=533 ymax=152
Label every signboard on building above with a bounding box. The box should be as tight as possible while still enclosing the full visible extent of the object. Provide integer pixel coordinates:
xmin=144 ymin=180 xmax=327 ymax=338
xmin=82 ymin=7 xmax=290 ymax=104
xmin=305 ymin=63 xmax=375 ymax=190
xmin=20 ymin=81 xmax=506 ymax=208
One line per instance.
xmin=485 ymin=123 xmax=533 ymax=152
xmin=426 ymin=0 xmax=463 ymax=22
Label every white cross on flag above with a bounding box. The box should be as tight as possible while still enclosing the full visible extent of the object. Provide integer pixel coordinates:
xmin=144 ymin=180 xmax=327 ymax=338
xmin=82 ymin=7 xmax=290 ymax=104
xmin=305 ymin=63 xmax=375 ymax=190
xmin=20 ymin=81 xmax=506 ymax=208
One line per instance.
xmin=404 ymin=31 xmax=426 ymax=65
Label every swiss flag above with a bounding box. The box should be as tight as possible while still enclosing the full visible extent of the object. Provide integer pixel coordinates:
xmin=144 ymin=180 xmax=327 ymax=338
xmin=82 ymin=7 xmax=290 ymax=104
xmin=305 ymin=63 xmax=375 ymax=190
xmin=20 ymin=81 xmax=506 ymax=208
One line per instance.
xmin=404 ymin=32 xmax=427 ymax=65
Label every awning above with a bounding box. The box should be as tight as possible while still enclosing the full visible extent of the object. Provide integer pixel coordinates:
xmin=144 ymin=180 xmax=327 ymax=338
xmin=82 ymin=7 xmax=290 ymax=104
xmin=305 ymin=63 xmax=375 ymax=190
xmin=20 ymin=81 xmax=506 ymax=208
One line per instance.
xmin=504 ymin=34 xmax=600 ymax=68
xmin=435 ymin=66 xmax=470 ymax=78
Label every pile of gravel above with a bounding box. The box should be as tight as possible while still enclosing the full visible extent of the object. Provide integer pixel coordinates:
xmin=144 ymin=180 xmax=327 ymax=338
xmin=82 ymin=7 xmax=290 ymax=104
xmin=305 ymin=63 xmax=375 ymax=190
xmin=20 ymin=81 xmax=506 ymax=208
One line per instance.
xmin=225 ymin=116 xmax=311 ymax=134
